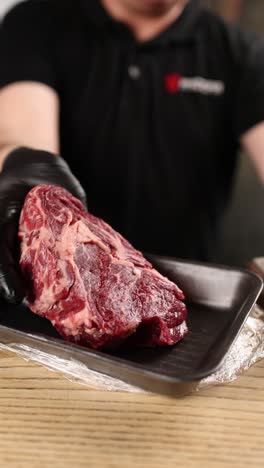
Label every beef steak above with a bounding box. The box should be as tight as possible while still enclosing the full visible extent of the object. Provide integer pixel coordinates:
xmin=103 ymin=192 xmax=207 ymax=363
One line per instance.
xmin=19 ymin=185 xmax=188 ymax=349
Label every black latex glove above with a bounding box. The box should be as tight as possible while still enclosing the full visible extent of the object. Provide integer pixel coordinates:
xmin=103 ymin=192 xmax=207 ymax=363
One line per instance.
xmin=0 ymin=147 xmax=87 ymax=304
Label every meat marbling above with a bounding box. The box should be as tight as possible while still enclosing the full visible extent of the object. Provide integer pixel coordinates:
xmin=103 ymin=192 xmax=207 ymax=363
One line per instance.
xmin=19 ymin=185 xmax=188 ymax=349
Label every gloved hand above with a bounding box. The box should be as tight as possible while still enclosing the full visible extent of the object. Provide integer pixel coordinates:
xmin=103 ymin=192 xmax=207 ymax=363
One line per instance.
xmin=0 ymin=147 xmax=87 ymax=304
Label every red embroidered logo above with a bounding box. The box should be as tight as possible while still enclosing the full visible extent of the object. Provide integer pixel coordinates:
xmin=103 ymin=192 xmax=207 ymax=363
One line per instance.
xmin=164 ymin=73 xmax=182 ymax=93
xmin=164 ymin=73 xmax=225 ymax=96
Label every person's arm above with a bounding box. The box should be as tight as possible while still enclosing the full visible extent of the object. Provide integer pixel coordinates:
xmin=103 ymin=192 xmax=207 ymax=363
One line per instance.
xmin=0 ymin=82 xmax=86 ymax=304
xmin=0 ymin=2 xmax=86 ymax=304
xmin=240 ymin=122 xmax=264 ymax=183
xmin=0 ymin=81 xmax=59 ymax=169
xmin=0 ymin=0 xmax=62 ymax=165
xmin=230 ymin=29 xmax=264 ymax=185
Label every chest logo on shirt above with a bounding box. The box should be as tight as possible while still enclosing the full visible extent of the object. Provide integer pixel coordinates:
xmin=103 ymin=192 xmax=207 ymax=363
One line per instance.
xmin=164 ymin=73 xmax=225 ymax=96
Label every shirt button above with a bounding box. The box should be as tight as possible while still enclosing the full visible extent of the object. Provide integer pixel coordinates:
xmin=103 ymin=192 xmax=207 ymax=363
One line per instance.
xmin=128 ymin=65 xmax=141 ymax=79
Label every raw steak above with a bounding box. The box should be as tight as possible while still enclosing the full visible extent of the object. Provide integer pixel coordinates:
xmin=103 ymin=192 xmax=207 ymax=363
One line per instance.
xmin=19 ymin=185 xmax=188 ymax=349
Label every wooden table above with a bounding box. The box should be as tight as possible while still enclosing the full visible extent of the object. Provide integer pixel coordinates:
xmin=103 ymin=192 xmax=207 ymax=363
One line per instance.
xmin=0 ymin=351 xmax=263 ymax=467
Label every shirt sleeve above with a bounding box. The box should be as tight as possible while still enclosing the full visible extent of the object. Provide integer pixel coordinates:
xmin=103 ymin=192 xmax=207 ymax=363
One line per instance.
xmin=233 ymin=33 xmax=264 ymax=138
xmin=0 ymin=0 xmax=59 ymax=91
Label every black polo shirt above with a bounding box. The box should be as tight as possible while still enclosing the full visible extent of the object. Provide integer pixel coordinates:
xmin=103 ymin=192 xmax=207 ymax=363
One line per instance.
xmin=1 ymin=0 xmax=264 ymax=261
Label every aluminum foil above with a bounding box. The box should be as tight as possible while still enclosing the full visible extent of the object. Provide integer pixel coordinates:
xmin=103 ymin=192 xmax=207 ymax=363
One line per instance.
xmin=198 ymin=305 xmax=264 ymax=389
xmin=0 ymin=306 xmax=263 ymax=394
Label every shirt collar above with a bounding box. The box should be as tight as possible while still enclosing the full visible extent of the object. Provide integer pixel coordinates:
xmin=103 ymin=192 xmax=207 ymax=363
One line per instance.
xmin=80 ymin=0 xmax=203 ymax=45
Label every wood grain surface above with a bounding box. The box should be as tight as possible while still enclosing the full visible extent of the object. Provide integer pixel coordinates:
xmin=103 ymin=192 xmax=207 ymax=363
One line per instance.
xmin=0 ymin=351 xmax=263 ymax=468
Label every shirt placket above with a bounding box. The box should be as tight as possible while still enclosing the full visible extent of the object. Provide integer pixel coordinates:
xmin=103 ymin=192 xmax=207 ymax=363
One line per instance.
xmin=122 ymin=44 xmax=145 ymax=238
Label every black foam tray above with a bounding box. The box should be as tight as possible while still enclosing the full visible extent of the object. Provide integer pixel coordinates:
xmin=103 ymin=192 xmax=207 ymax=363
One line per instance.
xmin=0 ymin=255 xmax=262 ymax=396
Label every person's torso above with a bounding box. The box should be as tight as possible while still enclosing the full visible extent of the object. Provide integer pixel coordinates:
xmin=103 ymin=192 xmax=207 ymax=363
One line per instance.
xmin=51 ymin=0 xmax=243 ymax=260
